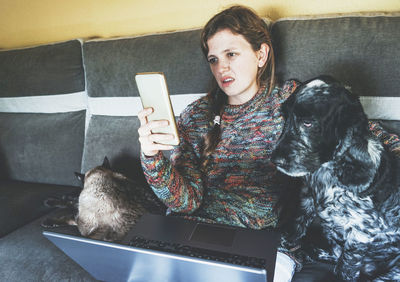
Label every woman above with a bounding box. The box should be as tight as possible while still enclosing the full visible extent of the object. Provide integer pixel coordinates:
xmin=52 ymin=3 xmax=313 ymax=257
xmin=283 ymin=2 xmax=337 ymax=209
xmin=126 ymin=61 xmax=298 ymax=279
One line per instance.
xmin=138 ymin=5 xmax=400 ymax=281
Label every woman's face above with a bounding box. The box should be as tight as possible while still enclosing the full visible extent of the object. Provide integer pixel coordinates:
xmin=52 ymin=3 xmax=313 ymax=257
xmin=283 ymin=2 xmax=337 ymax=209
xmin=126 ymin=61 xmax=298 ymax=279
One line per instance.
xmin=206 ymin=28 xmax=268 ymax=105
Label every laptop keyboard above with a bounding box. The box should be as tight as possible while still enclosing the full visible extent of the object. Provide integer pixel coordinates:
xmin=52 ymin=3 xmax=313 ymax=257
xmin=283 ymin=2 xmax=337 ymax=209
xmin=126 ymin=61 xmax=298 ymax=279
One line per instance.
xmin=129 ymin=236 xmax=266 ymax=269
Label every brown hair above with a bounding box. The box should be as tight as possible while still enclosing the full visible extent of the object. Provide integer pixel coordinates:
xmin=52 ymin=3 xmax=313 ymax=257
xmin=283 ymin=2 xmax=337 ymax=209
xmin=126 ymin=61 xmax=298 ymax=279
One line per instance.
xmin=200 ymin=5 xmax=276 ymax=170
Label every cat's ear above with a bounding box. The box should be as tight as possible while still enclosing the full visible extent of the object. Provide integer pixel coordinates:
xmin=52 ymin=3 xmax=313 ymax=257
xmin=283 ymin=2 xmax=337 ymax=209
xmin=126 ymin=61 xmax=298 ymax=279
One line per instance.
xmin=74 ymin=172 xmax=85 ymax=184
xmin=102 ymin=156 xmax=111 ymax=169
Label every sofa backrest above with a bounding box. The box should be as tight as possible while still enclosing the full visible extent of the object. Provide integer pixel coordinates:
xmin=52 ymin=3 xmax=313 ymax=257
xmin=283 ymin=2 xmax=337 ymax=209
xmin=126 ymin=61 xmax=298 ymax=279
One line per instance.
xmin=0 ymin=14 xmax=398 ymax=186
xmin=271 ymin=14 xmax=400 ymax=134
xmin=81 ymin=30 xmax=212 ymax=181
xmin=81 ymin=14 xmax=400 ymax=183
xmin=0 ymin=40 xmax=86 ymax=186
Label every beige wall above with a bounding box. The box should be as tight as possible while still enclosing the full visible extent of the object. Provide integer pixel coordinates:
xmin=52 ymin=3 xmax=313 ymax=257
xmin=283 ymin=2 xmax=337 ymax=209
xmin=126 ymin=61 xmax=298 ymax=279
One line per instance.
xmin=0 ymin=0 xmax=399 ymax=49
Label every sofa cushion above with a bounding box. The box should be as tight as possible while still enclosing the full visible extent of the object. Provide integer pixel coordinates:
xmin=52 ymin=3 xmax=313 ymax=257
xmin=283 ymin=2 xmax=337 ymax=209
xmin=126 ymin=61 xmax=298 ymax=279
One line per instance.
xmin=81 ymin=115 xmax=146 ymax=182
xmin=83 ymin=30 xmax=211 ymax=98
xmin=272 ymin=15 xmax=400 ymax=98
xmin=271 ymin=14 xmax=400 ymax=133
xmin=0 ymin=212 xmax=96 ymax=281
xmin=0 ymin=180 xmax=80 ymax=237
xmin=81 ymin=30 xmax=212 ymax=177
xmin=0 ymin=40 xmax=86 ymax=185
xmin=0 ymin=111 xmax=86 ymax=185
xmin=0 ymin=40 xmax=85 ymax=97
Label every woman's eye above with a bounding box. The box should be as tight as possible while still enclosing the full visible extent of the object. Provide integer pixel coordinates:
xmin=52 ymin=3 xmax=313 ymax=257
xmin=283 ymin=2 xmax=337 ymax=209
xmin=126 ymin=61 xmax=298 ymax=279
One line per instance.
xmin=227 ymin=52 xmax=236 ymax=58
xmin=208 ymin=57 xmax=217 ymax=64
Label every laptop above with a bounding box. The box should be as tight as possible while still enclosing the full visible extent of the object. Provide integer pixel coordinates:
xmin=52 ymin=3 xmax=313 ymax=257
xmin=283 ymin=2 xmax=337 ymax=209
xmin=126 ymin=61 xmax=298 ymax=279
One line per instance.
xmin=43 ymin=213 xmax=279 ymax=282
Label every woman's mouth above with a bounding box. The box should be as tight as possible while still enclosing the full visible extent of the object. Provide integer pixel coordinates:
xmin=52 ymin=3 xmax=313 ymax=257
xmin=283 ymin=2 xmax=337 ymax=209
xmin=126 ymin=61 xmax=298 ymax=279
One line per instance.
xmin=221 ymin=77 xmax=234 ymax=87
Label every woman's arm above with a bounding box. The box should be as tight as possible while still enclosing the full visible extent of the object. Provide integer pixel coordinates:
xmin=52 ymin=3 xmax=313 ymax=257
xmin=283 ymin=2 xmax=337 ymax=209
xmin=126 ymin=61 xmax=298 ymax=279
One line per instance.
xmin=368 ymin=121 xmax=400 ymax=156
xmin=141 ymin=107 xmax=206 ymax=214
xmin=141 ymin=148 xmax=204 ymax=214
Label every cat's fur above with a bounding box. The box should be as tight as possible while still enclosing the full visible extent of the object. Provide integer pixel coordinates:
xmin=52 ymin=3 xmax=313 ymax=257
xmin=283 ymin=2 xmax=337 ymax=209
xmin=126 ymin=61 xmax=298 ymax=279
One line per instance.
xmin=42 ymin=157 xmax=166 ymax=242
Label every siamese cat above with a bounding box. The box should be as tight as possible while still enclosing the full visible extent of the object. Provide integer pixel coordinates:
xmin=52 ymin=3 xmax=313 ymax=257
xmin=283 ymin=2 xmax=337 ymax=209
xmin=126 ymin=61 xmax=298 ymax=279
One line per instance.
xmin=42 ymin=157 xmax=165 ymax=242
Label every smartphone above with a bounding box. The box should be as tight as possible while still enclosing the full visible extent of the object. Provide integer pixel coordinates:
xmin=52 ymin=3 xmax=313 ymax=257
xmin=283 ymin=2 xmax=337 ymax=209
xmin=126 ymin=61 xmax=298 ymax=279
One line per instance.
xmin=135 ymin=72 xmax=180 ymax=146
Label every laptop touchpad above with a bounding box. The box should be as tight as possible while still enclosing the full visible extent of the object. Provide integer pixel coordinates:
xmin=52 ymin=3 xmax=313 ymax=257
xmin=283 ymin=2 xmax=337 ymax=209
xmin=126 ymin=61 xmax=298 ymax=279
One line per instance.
xmin=189 ymin=223 xmax=236 ymax=247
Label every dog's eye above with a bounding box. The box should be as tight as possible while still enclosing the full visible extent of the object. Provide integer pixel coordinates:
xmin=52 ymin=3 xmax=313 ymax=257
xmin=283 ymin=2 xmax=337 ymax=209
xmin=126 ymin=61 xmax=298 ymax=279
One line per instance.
xmin=303 ymin=121 xmax=313 ymax=128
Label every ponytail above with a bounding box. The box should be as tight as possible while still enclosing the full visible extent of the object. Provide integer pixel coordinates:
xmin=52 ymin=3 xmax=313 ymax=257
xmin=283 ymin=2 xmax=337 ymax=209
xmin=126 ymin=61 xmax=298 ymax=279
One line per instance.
xmin=201 ymin=83 xmax=227 ymax=171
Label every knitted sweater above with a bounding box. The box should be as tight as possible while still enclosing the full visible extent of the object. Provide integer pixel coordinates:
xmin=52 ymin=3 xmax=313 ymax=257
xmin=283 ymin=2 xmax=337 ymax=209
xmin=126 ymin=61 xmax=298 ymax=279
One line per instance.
xmin=141 ymin=80 xmax=298 ymax=229
xmin=141 ymin=80 xmax=400 ymax=230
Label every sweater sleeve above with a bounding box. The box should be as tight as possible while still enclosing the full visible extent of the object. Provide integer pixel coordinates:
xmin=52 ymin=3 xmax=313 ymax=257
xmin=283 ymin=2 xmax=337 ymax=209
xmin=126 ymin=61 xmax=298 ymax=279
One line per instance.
xmin=369 ymin=121 xmax=400 ymax=156
xmin=140 ymin=106 xmax=206 ymax=214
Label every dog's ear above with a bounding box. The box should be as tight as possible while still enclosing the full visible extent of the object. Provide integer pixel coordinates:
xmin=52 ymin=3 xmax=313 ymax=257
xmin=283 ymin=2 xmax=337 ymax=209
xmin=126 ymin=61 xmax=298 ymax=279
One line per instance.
xmin=102 ymin=156 xmax=111 ymax=169
xmin=334 ymin=137 xmax=382 ymax=192
xmin=321 ymin=88 xmax=382 ymax=190
xmin=327 ymin=96 xmax=382 ymax=191
xmin=322 ymin=89 xmax=368 ymax=148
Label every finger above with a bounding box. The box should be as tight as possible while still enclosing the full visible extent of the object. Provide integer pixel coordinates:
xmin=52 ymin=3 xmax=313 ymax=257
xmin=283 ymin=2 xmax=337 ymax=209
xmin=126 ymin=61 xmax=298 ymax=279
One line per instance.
xmin=147 ymin=120 xmax=169 ymax=131
xmin=137 ymin=107 xmax=153 ymax=126
xmin=138 ymin=132 xmax=174 ymax=146
xmin=150 ymin=143 xmax=175 ymax=151
xmin=139 ymin=134 xmax=175 ymax=156
xmin=141 ymin=143 xmax=174 ymax=157
xmin=138 ymin=125 xmax=151 ymax=137
xmin=147 ymin=133 xmax=175 ymax=144
xmin=138 ymin=120 xmax=170 ymax=137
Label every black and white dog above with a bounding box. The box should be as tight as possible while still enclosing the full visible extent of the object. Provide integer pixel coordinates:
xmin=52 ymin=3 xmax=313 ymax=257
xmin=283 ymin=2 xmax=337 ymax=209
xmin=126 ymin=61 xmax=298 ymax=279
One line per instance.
xmin=272 ymin=76 xmax=400 ymax=281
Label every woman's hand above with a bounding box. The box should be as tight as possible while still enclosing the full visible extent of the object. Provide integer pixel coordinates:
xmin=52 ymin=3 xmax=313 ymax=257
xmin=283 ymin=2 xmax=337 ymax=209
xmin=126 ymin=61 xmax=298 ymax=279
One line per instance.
xmin=137 ymin=107 xmax=175 ymax=157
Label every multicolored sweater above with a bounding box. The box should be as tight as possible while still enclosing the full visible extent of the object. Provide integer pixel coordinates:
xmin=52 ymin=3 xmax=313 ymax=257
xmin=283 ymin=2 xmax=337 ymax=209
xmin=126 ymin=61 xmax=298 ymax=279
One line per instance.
xmin=141 ymin=81 xmax=298 ymax=229
xmin=141 ymin=80 xmax=400 ymax=231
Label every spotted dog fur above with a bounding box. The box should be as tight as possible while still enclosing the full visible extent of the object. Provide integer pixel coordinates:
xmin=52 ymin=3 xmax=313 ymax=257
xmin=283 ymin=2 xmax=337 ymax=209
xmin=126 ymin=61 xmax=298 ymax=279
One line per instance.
xmin=272 ymin=76 xmax=400 ymax=281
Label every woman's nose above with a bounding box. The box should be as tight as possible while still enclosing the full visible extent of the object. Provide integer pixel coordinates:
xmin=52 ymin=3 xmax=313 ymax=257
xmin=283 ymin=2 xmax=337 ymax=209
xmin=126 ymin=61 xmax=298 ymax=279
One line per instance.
xmin=217 ymin=59 xmax=229 ymax=73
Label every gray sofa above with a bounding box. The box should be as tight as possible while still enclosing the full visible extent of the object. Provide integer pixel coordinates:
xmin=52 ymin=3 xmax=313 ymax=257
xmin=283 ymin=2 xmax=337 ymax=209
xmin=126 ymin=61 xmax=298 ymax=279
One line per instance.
xmin=0 ymin=13 xmax=399 ymax=281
